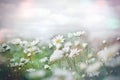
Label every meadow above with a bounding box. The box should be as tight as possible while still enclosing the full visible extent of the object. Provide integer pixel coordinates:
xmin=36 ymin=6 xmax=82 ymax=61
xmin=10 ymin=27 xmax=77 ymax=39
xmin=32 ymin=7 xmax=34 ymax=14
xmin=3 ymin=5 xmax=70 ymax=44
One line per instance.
xmin=0 ymin=31 xmax=120 ymax=80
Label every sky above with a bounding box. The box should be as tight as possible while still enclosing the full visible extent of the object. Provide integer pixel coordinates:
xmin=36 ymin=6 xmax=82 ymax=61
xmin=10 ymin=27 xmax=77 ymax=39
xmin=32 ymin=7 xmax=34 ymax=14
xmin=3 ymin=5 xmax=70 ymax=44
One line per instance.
xmin=0 ymin=0 xmax=120 ymax=40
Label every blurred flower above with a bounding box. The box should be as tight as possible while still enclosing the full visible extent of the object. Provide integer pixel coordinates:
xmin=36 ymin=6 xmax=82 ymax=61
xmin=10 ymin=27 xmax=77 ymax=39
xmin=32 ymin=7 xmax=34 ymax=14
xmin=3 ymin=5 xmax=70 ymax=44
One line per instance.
xmin=20 ymin=40 xmax=29 ymax=47
xmin=102 ymin=40 xmax=107 ymax=44
xmin=10 ymin=62 xmax=20 ymax=67
xmin=87 ymin=58 xmax=96 ymax=64
xmin=31 ymin=39 xmax=40 ymax=46
xmin=86 ymin=61 xmax=102 ymax=77
xmin=64 ymin=42 xmax=72 ymax=47
xmin=105 ymin=56 xmax=120 ymax=67
xmin=50 ymin=50 xmax=64 ymax=62
xmin=62 ymin=47 xmax=70 ymax=53
xmin=42 ymin=46 xmax=46 ymax=50
xmin=0 ymin=43 xmax=10 ymax=52
xmin=20 ymin=58 xmax=29 ymax=63
xmin=24 ymin=46 xmax=41 ymax=54
xmin=26 ymin=68 xmax=36 ymax=72
xmin=48 ymin=43 xmax=53 ymax=48
xmin=69 ymin=48 xmax=81 ymax=58
xmin=44 ymin=64 xmax=51 ymax=70
xmin=97 ymin=44 xmax=119 ymax=62
xmin=40 ymin=57 xmax=48 ymax=63
xmin=79 ymin=62 xmax=87 ymax=70
xmin=27 ymin=53 xmax=32 ymax=57
xmin=82 ymin=74 xmax=86 ymax=78
xmin=87 ymin=53 xmax=93 ymax=59
xmin=74 ymin=40 xmax=80 ymax=46
xmin=82 ymin=43 xmax=88 ymax=48
xmin=73 ymin=31 xmax=86 ymax=37
xmin=11 ymin=38 xmax=22 ymax=45
xmin=10 ymin=58 xmax=15 ymax=62
xmin=55 ymin=44 xmax=62 ymax=50
xmin=27 ymin=70 xmax=46 ymax=79
xmin=48 ymin=68 xmax=74 ymax=80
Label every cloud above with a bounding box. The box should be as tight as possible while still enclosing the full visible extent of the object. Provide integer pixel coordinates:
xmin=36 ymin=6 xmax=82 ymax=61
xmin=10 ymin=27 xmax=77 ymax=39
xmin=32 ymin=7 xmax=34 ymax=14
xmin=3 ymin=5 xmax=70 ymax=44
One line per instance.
xmin=0 ymin=0 xmax=119 ymax=40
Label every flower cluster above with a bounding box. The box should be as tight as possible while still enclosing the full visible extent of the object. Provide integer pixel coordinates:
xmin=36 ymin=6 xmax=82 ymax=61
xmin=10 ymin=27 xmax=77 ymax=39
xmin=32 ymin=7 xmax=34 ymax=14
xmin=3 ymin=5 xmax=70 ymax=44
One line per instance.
xmin=0 ymin=43 xmax=10 ymax=53
xmin=0 ymin=31 xmax=120 ymax=80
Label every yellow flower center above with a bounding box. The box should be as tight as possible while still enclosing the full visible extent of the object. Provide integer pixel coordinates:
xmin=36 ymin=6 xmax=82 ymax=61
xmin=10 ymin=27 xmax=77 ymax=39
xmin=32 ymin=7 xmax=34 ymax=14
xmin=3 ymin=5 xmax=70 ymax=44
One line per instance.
xmin=56 ymin=39 xmax=61 ymax=43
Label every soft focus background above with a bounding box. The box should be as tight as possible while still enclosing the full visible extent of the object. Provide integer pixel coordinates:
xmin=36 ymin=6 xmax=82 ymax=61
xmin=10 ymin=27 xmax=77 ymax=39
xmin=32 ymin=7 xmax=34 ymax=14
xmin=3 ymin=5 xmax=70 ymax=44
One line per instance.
xmin=0 ymin=1 xmax=120 ymax=80
xmin=0 ymin=0 xmax=120 ymax=41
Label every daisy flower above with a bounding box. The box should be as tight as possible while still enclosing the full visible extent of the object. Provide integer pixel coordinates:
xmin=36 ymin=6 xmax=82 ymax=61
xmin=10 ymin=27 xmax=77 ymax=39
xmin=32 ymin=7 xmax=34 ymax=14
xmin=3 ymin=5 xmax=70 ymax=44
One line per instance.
xmin=69 ymin=48 xmax=81 ymax=58
xmin=52 ymin=35 xmax=64 ymax=46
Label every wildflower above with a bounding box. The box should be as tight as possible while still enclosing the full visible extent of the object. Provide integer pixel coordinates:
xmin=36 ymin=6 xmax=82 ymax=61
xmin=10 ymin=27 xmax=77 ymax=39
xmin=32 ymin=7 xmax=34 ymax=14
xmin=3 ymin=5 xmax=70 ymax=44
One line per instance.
xmin=14 ymin=63 xmax=19 ymax=67
xmin=42 ymin=46 xmax=46 ymax=50
xmin=11 ymin=38 xmax=22 ymax=45
xmin=72 ymin=71 xmax=76 ymax=76
xmin=102 ymin=40 xmax=107 ymax=44
xmin=44 ymin=64 xmax=51 ymax=70
xmin=20 ymin=58 xmax=29 ymax=63
xmin=20 ymin=40 xmax=29 ymax=47
xmin=18 ymin=63 xmax=24 ymax=66
xmin=24 ymin=46 xmax=40 ymax=54
xmin=0 ymin=43 xmax=10 ymax=52
xmin=86 ymin=61 xmax=102 ymax=77
xmin=87 ymin=53 xmax=93 ymax=59
xmin=27 ymin=53 xmax=32 ymax=57
xmin=56 ymin=44 xmax=62 ymax=50
xmin=105 ymin=56 xmax=120 ymax=67
xmin=79 ymin=63 xmax=87 ymax=70
xmin=82 ymin=74 xmax=86 ymax=78
xmin=64 ymin=42 xmax=72 ymax=47
xmin=62 ymin=47 xmax=70 ymax=53
xmin=82 ymin=43 xmax=88 ymax=48
xmin=26 ymin=68 xmax=36 ymax=72
xmin=48 ymin=43 xmax=53 ymax=48
xmin=10 ymin=58 xmax=15 ymax=62
xmin=24 ymin=49 xmax=29 ymax=54
xmin=31 ymin=39 xmax=40 ymax=46
xmin=97 ymin=44 xmax=119 ymax=62
xmin=74 ymin=40 xmax=80 ymax=46
xmin=28 ymin=47 xmax=38 ymax=52
xmin=69 ymin=48 xmax=81 ymax=58
xmin=73 ymin=31 xmax=86 ymax=37
xmin=27 ymin=70 xmax=45 ymax=79
xmin=49 ymin=68 xmax=74 ymax=80
xmin=87 ymin=58 xmax=96 ymax=64
xmin=52 ymin=35 xmax=64 ymax=46
xmin=40 ymin=57 xmax=48 ymax=63
xmin=50 ymin=50 xmax=64 ymax=62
